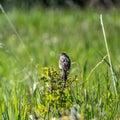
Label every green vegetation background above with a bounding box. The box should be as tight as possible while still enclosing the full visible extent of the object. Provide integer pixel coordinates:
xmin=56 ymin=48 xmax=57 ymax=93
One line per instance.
xmin=0 ymin=7 xmax=120 ymax=119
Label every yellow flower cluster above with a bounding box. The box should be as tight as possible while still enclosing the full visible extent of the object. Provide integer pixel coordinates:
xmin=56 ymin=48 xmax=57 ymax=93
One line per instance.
xmin=37 ymin=102 xmax=47 ymax=113
xmin=36 ymin=66 xmax=78 ymax=116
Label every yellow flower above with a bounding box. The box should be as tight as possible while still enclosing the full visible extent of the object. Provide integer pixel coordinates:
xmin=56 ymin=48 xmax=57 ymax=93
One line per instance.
xmin=45 ymin=92 xmax=53 ymax=101
xmin=43 ymin=67 xmax=49 ymax=70
xmin=40 ymin=73 xmax=46 ymax=79
xmin=37 ymin=103 xmax=47 ymax=113
xmin=75 ymin=78 xmax=79 ymax=82
xmin=43 ymin=67 xmax=50 ymax=76
xmin=108 ymin=91 xmax=110 ymax=98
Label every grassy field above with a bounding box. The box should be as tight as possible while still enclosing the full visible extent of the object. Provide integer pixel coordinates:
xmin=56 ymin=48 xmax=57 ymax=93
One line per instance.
xmin=0 ymin=7 xmax=120 ymax=119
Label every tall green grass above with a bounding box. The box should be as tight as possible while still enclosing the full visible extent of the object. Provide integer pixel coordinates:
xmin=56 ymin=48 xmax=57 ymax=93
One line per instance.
xmin=0 ymin=7 xmax=120 ymax=119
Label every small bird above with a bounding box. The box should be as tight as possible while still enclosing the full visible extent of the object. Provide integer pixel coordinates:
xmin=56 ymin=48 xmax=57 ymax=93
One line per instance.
xmin=59 ymin=52 xmax=71 ymax=85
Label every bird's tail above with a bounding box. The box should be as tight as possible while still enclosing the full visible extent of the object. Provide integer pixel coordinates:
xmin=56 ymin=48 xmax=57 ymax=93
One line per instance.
xmin=61 ymin=70 xmax=67 ymax=89
xmin=61 ymin=70 xmax=67 ymax=80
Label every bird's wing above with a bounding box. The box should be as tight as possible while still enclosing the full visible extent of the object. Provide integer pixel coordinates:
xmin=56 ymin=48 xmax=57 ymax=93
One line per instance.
xmin=60 ymin=56 xmax=70 ymax=71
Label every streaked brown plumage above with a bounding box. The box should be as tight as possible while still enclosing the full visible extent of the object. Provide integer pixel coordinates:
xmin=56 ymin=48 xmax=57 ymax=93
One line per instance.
xmin=59 ymin=52 xmax=71 ymax=81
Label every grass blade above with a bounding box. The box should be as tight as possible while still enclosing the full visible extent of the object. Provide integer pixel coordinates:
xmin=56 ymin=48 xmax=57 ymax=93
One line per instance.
xmin=100 ymin=14 xmax=117 ymax=96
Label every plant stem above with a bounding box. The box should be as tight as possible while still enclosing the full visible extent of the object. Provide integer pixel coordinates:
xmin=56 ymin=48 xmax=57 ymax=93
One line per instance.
xmin=100 ymin=14 xmax=117 ymax=96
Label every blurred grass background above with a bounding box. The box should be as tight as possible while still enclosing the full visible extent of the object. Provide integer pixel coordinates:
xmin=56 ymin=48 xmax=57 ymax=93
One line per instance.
xmin=0 ymin=8 xmax=120 ymax=76
xmin=0 ymin=2 xmax=120 ymax=119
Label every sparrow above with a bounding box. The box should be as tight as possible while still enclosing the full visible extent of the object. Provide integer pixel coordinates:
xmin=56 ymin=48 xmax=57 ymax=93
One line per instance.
xmin=59 ymin=52 xmax=71 ymax=82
